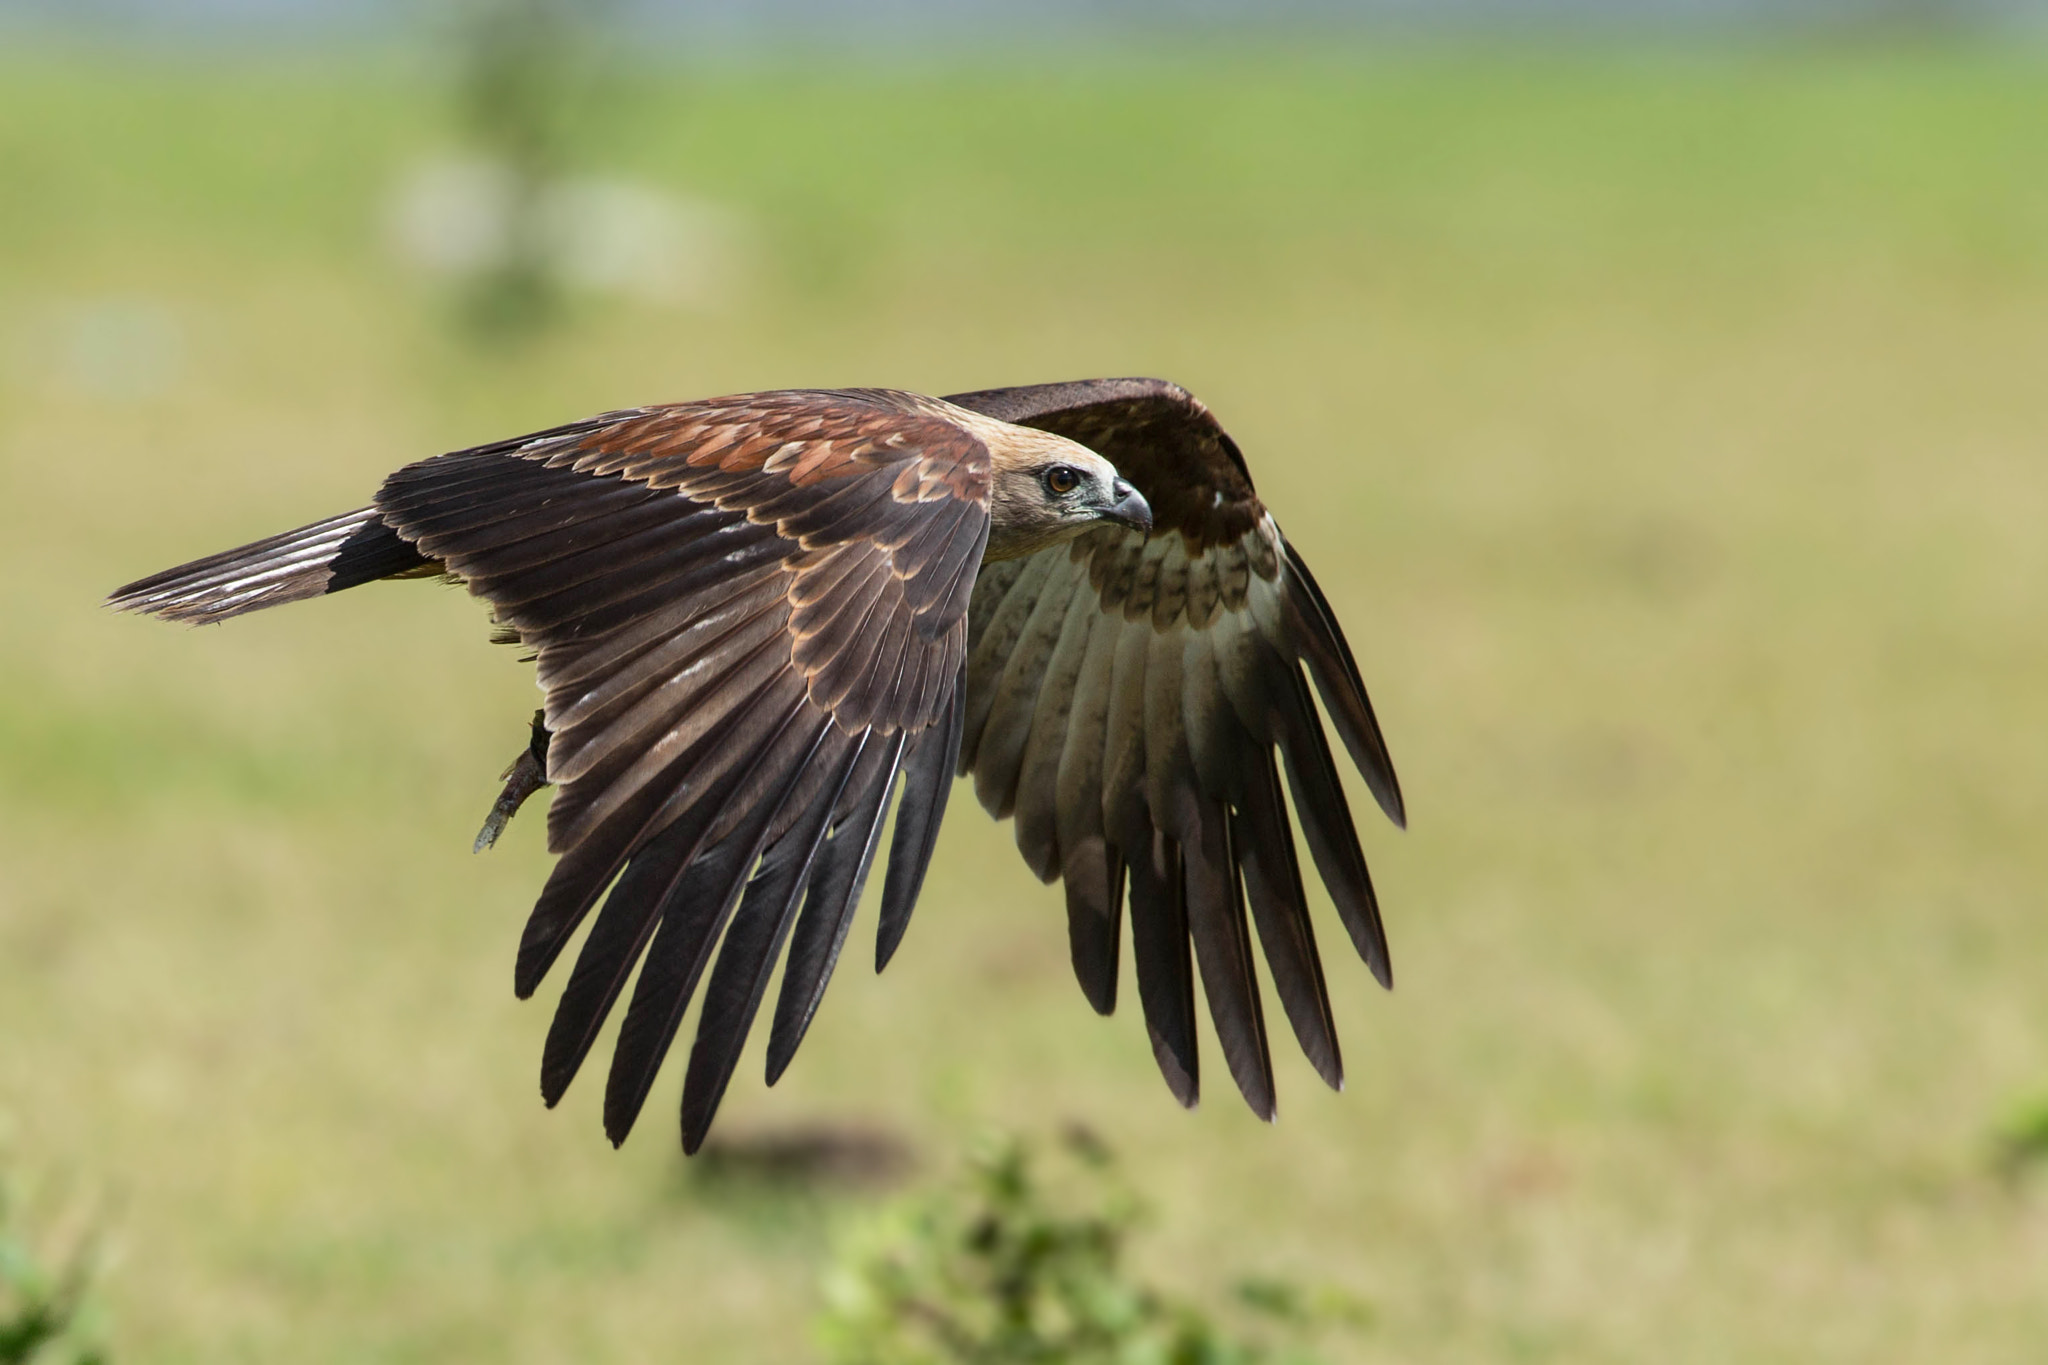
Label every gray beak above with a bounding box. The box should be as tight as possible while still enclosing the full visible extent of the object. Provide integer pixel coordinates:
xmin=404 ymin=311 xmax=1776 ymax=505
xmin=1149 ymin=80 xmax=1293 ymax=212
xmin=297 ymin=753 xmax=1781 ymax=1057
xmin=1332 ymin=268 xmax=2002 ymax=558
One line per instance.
xmin=1104 ymin=478 xmax=1152 ymax=535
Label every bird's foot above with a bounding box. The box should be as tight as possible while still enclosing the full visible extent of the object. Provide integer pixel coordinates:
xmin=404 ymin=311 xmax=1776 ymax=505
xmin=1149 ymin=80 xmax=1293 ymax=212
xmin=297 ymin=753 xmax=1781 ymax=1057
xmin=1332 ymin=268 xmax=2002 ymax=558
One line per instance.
xmin=474 ymin=710 xmax=552 ymax=852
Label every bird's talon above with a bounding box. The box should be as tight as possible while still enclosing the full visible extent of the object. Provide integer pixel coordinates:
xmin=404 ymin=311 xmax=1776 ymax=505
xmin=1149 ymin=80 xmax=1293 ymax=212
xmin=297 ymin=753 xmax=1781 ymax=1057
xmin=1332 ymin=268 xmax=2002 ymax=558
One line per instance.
xmin=475 ymin=712 xmax=551 ymax=852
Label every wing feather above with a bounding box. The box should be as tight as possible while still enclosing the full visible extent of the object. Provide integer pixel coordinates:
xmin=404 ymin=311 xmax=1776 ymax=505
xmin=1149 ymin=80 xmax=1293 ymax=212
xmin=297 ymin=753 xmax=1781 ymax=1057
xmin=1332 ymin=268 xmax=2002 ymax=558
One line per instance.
xmin=960 ymin=550 xmax=1061 ymax=769
xmin=509 ymin=536 xmax=786 ymax=641
xmin=966 ymin=558 xmax=1025 ymax=644
xmin=388 ymin=469 xmax=659 ymax=553
xmin=765 ymin=730 xmax=907 ymax=1083
xmin=1184 ymin=805 xmax=1275 ymax=1119
xmin=1273 ymin=664 xmax=1391 ymax=988
xmin=105 ymin=508 xmax=432 ymax=624
xmin=534 ymin=533 xmax=785 ymax=691
xmin=536 ymin=677 xmax=812 ymax=1105
xmin=372 ymin=389 xmax=992 ymax=1147
xmin=546 ymin=572 xmax=788 ymax=737
xmin=512 ymin=659 xmax=807 ymax=999
xmin=948 ymin=378 xmax=1402 ymax=1120
xmin=1061 ymin=841 xmax=1124 ymax=1017
xmin=670 ymin=728 xmax=864 ymax=1152
xmin=1282 ymin=544 xmax=1401 ymax=817
xmin=547 ymin=607 xmax=794 ymax=843
xmin=876 ymin=668 xmax=965 ymax=972
xmin=1052 ymin=573 xmax=1130 ymax=1014
xmin=474 ymin=506 xmax=749 ymax=608
xmin=1145 ymin=620 xmax=1276 ymax=1118
xmin=1011 ymin=574 xmax=1099 ymax=881
xmin=1124 ymin=823 xmax=1199 ymax=1107
xmin=1235 ymin=748 xmax=1342 ymax=1090
xmin=789 ymin=548 xmax=894 ymax=663
xmin=972 ymin=553 xmax=1086 ymax=822
xmin=901 ymin=503 xmax=988 ymax=615
xmin=807 ymin=573 xmax=907 ymax=712
xmin=917 ymin=517 xmax=993 ymax=638
xmin=744 ymin=465 xmax=895 ymax=536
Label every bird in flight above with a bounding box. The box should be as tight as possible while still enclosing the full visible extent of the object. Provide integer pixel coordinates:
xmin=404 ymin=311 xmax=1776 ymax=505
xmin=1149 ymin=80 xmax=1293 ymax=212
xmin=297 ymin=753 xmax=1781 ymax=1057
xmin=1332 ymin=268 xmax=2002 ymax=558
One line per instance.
xmin=108 ymin=378 xmax=1405 ymax=1153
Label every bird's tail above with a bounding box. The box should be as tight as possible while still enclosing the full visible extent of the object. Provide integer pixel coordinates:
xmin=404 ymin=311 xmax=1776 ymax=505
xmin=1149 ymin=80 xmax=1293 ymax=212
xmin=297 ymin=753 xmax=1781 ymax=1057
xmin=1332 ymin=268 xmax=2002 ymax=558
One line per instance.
xmin=106 ymin=508 xmax=434 ymax=625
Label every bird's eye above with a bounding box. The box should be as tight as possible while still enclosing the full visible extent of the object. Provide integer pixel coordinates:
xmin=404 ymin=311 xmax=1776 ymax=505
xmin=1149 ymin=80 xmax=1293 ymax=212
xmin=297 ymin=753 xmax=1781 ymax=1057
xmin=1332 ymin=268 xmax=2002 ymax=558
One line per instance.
xmin=1043 ymin=466 xmax=1081 ymax=496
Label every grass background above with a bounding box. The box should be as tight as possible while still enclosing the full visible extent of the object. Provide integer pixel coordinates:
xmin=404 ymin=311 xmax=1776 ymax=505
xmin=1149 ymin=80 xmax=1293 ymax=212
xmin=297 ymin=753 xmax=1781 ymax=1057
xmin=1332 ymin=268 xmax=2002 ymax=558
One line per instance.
xmin=3 ymin=41 xmax=2048 ymax=1362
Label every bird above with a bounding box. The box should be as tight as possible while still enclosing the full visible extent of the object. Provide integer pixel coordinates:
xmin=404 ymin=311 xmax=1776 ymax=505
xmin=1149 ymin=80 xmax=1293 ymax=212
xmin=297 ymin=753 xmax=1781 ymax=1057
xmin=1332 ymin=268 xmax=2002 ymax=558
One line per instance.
xmin=107 ymin=377 xmax=1405 ymax=1154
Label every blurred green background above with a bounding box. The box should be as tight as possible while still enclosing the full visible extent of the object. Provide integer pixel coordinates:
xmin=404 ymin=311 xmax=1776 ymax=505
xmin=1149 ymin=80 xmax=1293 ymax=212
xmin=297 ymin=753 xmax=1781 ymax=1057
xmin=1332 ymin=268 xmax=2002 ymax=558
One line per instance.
xmin=3 ymin=13 xmax=2048 ymax=1363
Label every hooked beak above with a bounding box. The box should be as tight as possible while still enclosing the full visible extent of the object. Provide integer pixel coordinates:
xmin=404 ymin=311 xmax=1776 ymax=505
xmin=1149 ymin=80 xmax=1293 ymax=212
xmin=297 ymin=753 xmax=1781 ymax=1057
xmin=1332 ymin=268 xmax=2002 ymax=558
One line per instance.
xmin=1102 ymin=478 xmax=1152 ymax=535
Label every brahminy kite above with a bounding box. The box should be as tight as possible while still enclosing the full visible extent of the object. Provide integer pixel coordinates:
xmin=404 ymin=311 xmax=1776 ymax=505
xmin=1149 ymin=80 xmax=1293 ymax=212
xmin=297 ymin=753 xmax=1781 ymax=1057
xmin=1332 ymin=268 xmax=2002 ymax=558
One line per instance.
xmin=108 ymin=378 xmax=1405 ymax=1152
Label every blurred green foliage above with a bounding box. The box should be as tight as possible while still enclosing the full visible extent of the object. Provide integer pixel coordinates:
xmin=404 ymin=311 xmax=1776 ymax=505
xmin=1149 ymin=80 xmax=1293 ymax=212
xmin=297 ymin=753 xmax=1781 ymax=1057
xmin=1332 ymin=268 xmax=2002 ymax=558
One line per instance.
xmin=820 ymin=1131 xmax=1367 ymax=1365
xmin=0 ymin=1174 xmax=107 ymax=1365
xmin=453 ymin=0 xmax=606 ymax=172
xmin=447 ymin=0 xmax=617 ymax=340
xmin=1992 ymin=1093 xmax=2048 ymax=1177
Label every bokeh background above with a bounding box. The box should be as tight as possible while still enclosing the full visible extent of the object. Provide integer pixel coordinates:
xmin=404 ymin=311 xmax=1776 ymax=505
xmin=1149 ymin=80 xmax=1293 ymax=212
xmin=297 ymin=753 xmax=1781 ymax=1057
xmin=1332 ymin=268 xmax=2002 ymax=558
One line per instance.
xmin=4 ymin=1 xmax=2048 ymax=1360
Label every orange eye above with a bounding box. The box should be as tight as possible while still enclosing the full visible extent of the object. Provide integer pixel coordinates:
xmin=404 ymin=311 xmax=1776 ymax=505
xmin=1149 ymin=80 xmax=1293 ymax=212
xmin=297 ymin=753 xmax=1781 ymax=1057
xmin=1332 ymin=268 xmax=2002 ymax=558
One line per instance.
xmin=1044 ymin=466 xmax=1081 ymax=496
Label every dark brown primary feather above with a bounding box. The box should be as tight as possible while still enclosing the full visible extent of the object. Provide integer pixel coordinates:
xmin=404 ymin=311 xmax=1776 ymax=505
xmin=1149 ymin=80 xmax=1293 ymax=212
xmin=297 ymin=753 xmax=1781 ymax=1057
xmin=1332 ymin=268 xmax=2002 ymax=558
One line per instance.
xmin=875 ymin=671 xmax=966 ymax=973
xmin=766 ymin=729 xmax=907 ymax=1082
xmin=370 ymin=388 xmax=992 ymax=1150
xmin=945 ymin=378 xmax=1404 ymax=1119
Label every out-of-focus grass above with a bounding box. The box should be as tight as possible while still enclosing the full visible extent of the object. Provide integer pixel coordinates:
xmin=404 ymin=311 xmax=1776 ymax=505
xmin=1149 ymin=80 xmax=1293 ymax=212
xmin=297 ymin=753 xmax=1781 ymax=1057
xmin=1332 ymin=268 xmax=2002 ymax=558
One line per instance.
xmin=3 ymin=43 xmax=2048 ymax=1364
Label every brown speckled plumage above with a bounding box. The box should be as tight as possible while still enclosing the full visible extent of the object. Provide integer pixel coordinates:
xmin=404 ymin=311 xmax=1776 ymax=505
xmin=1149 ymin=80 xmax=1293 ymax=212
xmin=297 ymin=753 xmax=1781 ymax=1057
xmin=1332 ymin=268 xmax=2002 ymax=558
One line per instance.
xmin=107 ymin=378 xmax=1403 ymax=1150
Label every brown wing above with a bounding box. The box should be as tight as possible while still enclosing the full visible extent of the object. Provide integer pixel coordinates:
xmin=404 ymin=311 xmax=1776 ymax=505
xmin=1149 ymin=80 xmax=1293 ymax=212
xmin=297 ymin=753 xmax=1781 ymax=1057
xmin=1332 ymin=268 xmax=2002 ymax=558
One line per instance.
xmin=944 ymin=378 xmax=1403 ymax=1121
xmin=376 ymin=388 xmax=991 ymax=1152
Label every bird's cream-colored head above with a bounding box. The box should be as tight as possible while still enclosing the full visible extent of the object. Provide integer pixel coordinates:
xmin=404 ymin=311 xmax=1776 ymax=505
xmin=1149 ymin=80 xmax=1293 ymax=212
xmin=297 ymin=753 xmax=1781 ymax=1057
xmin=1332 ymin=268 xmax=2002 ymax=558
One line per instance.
xmin=938 ymin=403 xmax=1154 ymax=562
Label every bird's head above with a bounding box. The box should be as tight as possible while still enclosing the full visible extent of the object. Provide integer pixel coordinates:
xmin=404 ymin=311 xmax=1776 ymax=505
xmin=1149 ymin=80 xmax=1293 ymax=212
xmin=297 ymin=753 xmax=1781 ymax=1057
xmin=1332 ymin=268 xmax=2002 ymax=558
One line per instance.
xmin=963 ymin=416 xmax=1153 ymax=562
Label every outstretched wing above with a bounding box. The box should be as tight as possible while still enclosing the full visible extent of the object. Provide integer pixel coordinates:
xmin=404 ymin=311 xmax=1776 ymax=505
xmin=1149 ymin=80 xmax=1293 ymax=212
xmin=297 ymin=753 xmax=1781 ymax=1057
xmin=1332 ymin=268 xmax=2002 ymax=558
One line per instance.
xmin=376 ymin=388 xmax=991 ymax=1152
xmin=943 ymin=378 xmax=1403 ymax=1120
